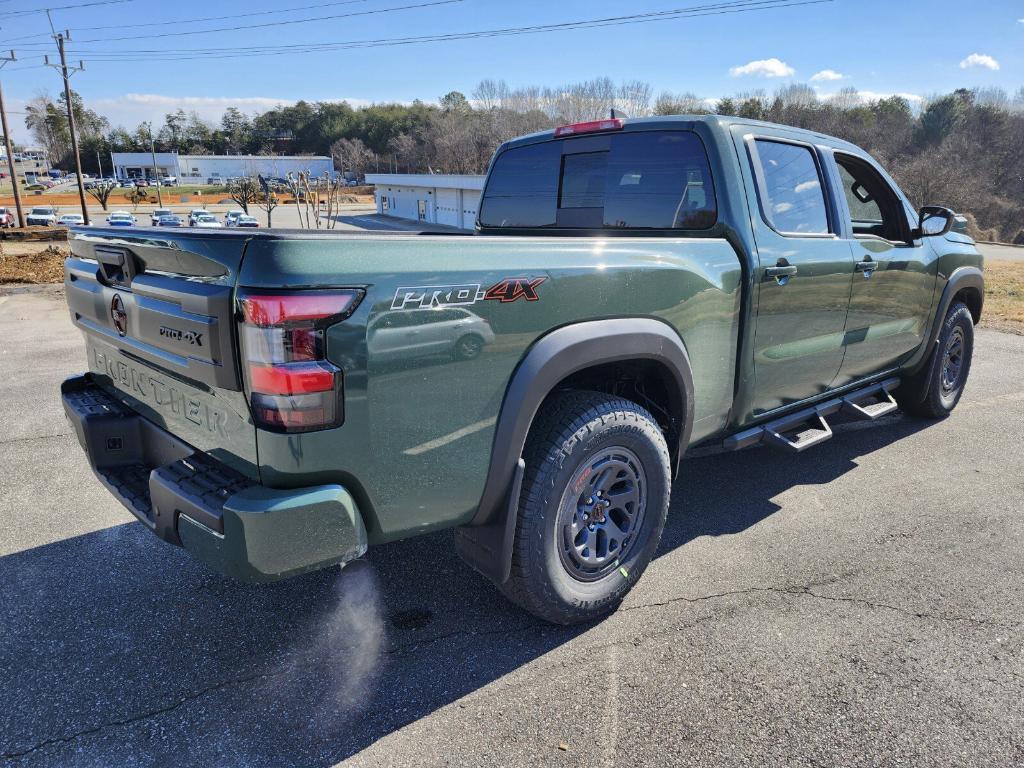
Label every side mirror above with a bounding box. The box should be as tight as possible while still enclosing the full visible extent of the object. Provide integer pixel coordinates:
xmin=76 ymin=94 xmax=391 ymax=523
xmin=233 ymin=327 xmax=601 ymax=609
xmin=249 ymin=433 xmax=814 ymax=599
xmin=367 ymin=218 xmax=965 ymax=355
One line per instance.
xmin=917 ymin=205 xmax=955 ymax=238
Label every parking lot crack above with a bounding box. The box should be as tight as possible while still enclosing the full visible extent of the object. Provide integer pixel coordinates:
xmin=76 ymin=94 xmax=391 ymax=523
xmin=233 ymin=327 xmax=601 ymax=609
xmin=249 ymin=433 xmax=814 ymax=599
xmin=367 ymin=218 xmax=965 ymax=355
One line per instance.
xmin=0 ymin=432 xmax=70 ymax=445
xmin=622 ymin=583 xmax=1019 ymax=630
xmin=0 ymin=667 xmax=286 ymax=760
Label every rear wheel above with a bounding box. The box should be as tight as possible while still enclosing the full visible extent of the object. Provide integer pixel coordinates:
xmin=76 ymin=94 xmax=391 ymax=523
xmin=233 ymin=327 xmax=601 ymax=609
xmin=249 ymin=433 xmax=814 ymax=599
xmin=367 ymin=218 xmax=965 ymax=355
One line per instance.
xmin=453 ymin=334 xmax=484 ymax=360
xmin=897 ymin=301 xmax=974 ymax=418
xmin=500 ymin=390 xmax=672 ymax=625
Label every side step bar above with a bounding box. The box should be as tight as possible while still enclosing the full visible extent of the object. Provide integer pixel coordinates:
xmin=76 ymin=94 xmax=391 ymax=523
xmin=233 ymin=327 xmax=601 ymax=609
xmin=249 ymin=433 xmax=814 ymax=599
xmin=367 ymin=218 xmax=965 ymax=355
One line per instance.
xmin=724 ymin=377 xmax=900 ymax=454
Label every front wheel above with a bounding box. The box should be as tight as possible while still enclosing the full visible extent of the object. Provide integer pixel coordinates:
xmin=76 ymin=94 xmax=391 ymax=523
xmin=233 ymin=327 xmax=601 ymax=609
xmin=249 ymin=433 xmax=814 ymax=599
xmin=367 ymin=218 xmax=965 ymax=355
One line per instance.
xmin=897 ymin=301 xmax=974 ymax=418
xmin=501 ymin=391 xmax=672 ymax=625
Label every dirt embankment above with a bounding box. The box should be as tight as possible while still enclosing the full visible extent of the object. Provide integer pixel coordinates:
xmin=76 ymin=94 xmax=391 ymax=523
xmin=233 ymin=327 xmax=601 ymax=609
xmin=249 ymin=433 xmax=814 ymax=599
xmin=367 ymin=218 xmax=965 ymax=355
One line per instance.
xmin=0 ymin=242 xmax=69 ymax=284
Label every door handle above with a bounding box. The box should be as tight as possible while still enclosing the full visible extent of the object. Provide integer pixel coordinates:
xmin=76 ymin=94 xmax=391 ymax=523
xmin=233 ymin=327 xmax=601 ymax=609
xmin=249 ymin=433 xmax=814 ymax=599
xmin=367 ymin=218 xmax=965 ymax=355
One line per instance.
xmin=855 ymin=259 xmax=878 ymax=278
xmin=764 ymin=264 xmax=798 ymax=285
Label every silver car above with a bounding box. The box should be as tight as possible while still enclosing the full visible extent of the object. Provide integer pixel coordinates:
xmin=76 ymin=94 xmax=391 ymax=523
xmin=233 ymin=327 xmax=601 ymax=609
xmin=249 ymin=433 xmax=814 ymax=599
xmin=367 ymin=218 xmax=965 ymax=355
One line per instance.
xmin=368 ymin=307 xmax=495 ymax=362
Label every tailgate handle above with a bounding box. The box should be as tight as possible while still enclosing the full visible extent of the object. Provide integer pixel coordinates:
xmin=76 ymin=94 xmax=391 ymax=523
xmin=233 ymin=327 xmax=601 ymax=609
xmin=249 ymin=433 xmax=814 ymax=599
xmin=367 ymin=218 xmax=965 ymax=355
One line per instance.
xmin=95 ymin=246 xmax=136 ymax=287
xmin=95 ymin=250 xmax=125 ymax=267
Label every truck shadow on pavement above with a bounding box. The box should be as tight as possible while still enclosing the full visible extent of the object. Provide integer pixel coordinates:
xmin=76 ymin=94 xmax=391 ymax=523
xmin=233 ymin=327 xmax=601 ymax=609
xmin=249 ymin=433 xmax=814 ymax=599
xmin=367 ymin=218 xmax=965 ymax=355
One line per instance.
xmin=0 ymin=413 xmax=931 ymax=766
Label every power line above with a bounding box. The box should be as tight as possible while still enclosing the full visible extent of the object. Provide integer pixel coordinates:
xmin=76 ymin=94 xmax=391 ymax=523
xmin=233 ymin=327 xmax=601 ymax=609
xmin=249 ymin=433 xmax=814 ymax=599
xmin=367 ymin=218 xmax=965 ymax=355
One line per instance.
xmin=37 ymin=0 xmax=464 ymax=45
xmin=5 ymin=0 xmax=137 ymax=18
xmin=27 ymin=0 xmax=375 ymax=35
xmin=64 ymin=0 xmax=832 ymax=60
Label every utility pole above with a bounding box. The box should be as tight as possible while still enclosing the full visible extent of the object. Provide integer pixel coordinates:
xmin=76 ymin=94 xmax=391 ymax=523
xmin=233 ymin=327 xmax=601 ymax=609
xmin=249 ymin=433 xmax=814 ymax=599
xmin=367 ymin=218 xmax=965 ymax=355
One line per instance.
xmin=146 ymin=122 xmax=162 ymax=207
xmin=96 ymin=149 xmax=103 ymax=179
xmin=0 ymin=50 xmax=25 ymax=227
xmin=44 ymin=17 xmax=89 ymax=224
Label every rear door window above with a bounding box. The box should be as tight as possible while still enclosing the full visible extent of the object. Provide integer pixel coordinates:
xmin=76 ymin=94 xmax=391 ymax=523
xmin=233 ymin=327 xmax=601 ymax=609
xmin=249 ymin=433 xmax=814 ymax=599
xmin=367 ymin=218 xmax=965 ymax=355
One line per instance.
xmin=479 ymin=130 xmax=717 ymax=230
xmin=752 ymin=140 xmax=830 ymax=235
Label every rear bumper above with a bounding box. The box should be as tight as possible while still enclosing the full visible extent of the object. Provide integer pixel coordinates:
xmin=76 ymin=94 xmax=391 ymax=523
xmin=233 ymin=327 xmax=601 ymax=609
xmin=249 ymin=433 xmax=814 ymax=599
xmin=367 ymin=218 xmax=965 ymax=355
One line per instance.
xmin=61 ymin=374 xmax=368 ymax=582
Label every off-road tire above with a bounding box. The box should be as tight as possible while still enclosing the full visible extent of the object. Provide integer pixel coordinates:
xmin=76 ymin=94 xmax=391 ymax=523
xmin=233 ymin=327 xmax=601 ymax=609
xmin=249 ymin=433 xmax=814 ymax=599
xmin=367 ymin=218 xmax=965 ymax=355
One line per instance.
xmin=500 ymin=390 xmax=672 ymax=625
xmin=896 ymin=301 xmax=974 ymax=418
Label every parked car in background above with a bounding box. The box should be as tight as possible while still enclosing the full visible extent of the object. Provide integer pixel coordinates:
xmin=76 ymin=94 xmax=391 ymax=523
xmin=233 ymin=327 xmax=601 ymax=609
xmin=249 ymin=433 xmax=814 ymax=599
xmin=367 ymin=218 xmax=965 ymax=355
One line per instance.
xmin=193 ymin=213 xmax=223 ymax=229
xmin=150 ymin=208 xmax=173 ymax=226
xmin=224 ymin=210 xmax=245 ymax=227
xmin=188 ymin=208 xmax=209 ymax=226
xmin=0 ymin=207 xmax=15 ymax=228
xmin=235 ymin=214 xmax=259 ymax=228
xmin=105 ymin=211 xmax=136 ymax=227
xmin=368 ymin=307 xmax=495 ymax=363
xmin=156 ymin=214 xmax=183 ymax=227
xmin=134 ymin=178 xmax=150 ymax=188
xmin=58 ymin=213 xmax=85 ymax=227
xmin=25 ymin=206 xmax=58 ymax=226
xmin=161 ymin=176 xmax=177 ymax=187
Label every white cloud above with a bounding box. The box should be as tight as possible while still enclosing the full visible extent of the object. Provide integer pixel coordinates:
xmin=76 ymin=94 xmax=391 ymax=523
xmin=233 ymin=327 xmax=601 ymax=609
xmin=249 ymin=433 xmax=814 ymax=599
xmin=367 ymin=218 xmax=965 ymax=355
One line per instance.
xmin=729 ymin=58 xmax=795 ymax=78
xmin=959 ymin=53 xmax=1000 ymax=71
xmin=810 ymin=69 xmax=845 ymax=82
xmin=794 ymin=180 xmax=820 ymax=193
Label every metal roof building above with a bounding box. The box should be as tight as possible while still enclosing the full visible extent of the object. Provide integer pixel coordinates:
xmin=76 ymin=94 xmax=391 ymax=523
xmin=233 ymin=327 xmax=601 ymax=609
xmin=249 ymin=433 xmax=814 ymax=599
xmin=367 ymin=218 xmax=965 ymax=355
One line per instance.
xmin=365 ymin=173 xmax=485 ymax=230
xmin=109 ymin=152 xmax=333 ymax=182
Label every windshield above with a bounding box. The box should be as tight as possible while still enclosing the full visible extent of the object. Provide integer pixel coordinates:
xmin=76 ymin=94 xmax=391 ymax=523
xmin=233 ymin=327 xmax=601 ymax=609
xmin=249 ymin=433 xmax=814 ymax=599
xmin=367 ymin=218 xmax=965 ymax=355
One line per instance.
xmin=31 ymin=208 xmax=53 ymax=215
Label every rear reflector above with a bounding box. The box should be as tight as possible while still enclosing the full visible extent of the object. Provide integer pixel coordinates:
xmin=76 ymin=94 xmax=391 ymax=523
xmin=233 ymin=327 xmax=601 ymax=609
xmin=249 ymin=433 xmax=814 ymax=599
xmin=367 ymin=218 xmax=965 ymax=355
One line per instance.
xmin=251 ymin=392 xmax=338 ymax=430
xmin=554 ymin=118 xmax=625 ymax=138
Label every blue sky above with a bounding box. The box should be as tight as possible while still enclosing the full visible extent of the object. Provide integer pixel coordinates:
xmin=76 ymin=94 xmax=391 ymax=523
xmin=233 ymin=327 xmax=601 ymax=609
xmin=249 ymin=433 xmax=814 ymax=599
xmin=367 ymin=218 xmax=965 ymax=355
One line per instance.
xmin=2 ymin=0 xmax=1021 ymax=141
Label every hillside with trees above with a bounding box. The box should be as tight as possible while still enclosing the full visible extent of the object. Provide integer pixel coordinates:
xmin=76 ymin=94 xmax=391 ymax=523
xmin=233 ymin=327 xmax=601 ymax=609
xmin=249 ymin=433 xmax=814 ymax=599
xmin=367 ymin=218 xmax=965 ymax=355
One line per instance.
xmin=22 ymin=78 xmax=1024 ymax=242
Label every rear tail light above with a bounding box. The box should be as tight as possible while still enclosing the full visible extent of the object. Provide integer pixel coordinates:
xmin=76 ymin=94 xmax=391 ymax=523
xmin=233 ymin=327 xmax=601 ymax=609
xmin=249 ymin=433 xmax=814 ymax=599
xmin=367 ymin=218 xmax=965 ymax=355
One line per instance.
xmin=237 ymin=289 xmax=363 ymax=433
xmin=553 ymin=118 xmax=625 ymax=138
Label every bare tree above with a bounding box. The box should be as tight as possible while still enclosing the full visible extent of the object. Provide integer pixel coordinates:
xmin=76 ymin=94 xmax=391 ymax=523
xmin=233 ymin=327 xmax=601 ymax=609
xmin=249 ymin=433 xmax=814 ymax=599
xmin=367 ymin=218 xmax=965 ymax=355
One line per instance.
xmin=330 ymin=137 xmax=375 ymax=179
xmin=473 ymin=78 xmax=508 ymax=111
xmin=616 ymin=79 xmax=653 ymax=117
xmin=227 ymin=176 xmax=260 ymax=214
xmin=257 ymin=187 xmax=278 ymax=228
xmin=86 ymin=180 xmax=117 ymax=211
xmin=387 ymin=134 xmax=419 ymax=173
xmin=653 ymin=91 xmax=709 ymax=115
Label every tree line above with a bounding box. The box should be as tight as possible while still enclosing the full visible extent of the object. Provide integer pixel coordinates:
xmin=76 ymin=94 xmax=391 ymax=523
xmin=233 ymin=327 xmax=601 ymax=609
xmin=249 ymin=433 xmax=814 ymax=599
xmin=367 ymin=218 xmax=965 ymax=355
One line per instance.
xmin=20 ymin=77 xmax=1024 ymax=242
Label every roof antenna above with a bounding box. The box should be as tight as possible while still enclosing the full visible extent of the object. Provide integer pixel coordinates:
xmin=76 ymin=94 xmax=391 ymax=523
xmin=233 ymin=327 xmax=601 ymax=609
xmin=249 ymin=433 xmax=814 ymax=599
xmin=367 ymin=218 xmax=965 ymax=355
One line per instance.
xmin=610 ymin=108 xmax=628 ymax=119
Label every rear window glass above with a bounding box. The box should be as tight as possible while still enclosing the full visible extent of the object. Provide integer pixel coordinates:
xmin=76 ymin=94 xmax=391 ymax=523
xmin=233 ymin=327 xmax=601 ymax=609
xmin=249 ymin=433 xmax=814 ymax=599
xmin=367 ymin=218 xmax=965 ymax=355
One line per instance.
xmin=479 ymin=130 xmax=717 ymax=230
xmin=478 ymin=140 xmax=561 ymax=228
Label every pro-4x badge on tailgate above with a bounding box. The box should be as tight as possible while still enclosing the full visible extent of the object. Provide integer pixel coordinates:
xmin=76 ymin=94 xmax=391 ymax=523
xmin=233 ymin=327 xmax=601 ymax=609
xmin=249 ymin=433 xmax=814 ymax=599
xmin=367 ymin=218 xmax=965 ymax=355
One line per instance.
xmin=391 ymin=277 xmax=546 ymax=310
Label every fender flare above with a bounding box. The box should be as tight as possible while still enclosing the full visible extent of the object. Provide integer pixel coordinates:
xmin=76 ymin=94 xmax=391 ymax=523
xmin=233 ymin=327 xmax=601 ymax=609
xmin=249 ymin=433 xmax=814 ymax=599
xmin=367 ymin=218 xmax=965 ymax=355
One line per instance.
xmin=903 ymin=266 xmax=984 ymax=379
xmin=455 ymin=318 xmax=694 ymax=585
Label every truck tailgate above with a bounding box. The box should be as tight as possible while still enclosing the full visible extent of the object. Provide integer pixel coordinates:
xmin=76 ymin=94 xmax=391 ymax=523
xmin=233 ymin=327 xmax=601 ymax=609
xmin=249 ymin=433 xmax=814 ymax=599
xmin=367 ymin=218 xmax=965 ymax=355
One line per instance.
xmin=64 ymin=228 xmax=257 ymax=477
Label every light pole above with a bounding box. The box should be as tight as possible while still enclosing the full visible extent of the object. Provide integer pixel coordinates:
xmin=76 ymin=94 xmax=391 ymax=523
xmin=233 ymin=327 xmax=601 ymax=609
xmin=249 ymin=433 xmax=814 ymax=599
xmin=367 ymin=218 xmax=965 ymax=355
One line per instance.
xmin=44 ymin=21 xmax=89 ymax=224
xmin=146 ymin=122 xmax=163 ymax=207
xmin=0 ymin=50 xmax=25 ymax=227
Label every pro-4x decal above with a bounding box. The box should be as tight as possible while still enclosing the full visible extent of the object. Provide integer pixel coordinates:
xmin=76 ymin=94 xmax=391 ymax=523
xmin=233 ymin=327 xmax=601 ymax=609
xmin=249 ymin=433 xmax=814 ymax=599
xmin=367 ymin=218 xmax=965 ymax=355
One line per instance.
xmin=391 ymin=277 xmax=546 ymax=310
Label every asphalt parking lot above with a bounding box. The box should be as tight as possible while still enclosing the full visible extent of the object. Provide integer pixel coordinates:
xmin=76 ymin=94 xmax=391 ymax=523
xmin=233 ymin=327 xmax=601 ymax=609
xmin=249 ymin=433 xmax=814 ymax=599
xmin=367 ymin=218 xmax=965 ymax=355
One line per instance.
xmin=1 ymin=287 xmax=1022 ymax=767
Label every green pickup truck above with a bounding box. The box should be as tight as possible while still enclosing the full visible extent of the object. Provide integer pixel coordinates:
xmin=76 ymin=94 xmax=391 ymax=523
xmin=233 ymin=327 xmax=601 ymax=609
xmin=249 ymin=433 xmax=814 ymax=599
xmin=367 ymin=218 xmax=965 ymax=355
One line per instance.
xmin=61 ymin=115 xmax=983 ymax=624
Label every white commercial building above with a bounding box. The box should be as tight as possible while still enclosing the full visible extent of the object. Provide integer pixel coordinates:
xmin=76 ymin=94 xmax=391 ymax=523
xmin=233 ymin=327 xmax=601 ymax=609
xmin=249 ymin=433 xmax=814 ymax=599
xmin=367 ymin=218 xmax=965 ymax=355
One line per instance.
xmin=366 ymin=173 xmax=485 ymax=230
xmin=109 ymin=152 xmax=334 ymax=182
